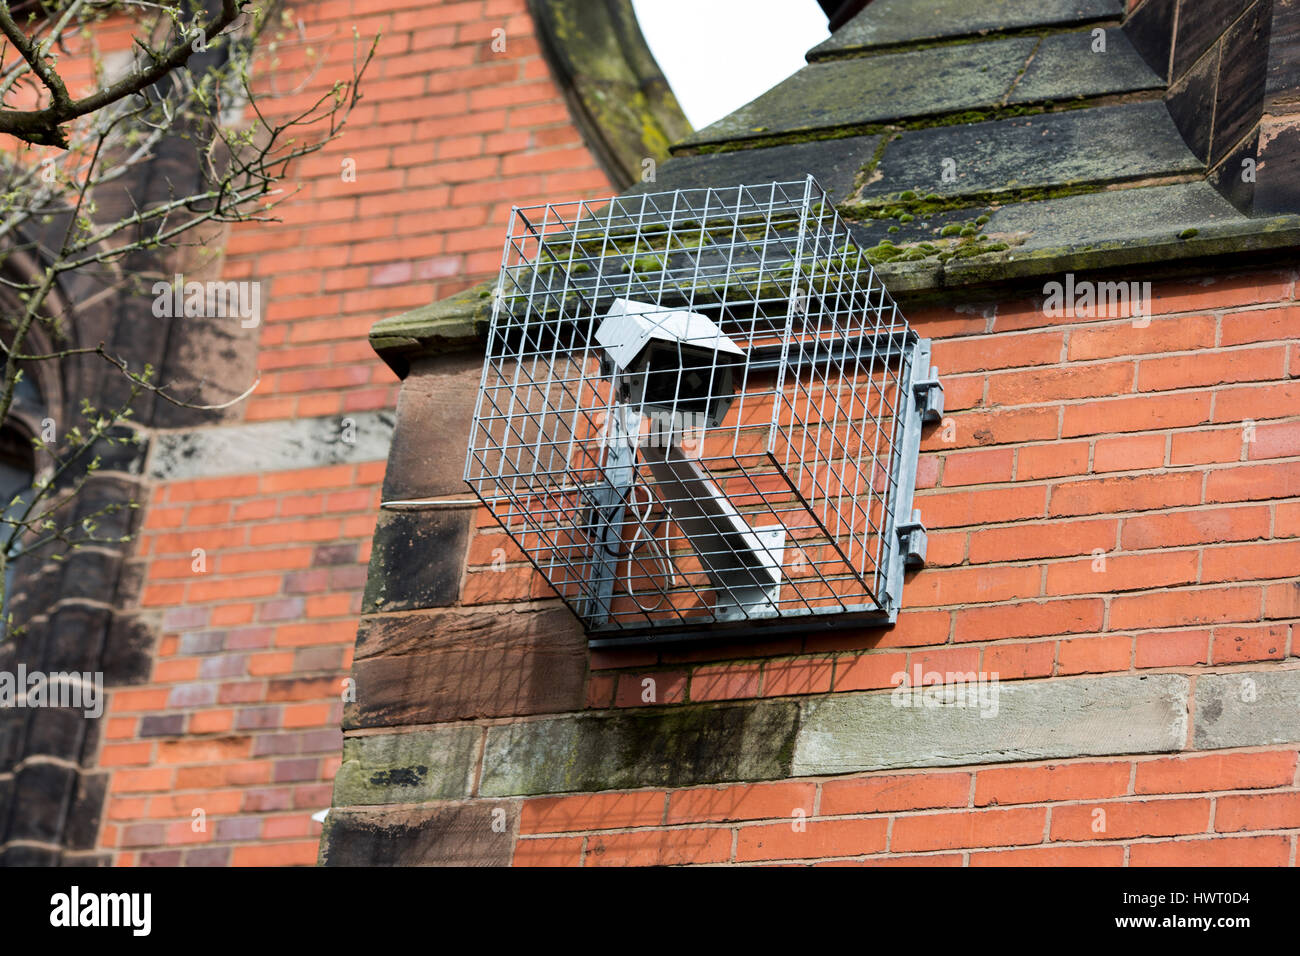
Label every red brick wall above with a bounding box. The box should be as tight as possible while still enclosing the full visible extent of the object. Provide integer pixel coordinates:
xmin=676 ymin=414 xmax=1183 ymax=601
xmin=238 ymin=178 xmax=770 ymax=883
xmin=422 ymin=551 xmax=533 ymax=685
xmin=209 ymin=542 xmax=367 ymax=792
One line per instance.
xmin=514 ymin=751 xmax=1299 ymax=866
xmin=452 ymin=268 xmax=1300 ymax=865
xmin=93 ymin=0 xmax=616 ymax=866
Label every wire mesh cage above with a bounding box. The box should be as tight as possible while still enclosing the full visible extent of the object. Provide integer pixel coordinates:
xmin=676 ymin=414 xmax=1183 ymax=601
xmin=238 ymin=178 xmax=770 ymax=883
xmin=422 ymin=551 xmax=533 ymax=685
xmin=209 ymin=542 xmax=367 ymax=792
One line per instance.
xmin=465 ymin=177 xmax=939 ymax=645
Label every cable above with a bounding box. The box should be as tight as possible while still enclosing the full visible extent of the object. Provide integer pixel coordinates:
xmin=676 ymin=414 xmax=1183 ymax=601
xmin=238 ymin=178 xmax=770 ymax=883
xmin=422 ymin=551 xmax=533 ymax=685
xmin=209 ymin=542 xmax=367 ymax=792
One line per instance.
xmin=622 ymin=477 xmax=676 ymax=613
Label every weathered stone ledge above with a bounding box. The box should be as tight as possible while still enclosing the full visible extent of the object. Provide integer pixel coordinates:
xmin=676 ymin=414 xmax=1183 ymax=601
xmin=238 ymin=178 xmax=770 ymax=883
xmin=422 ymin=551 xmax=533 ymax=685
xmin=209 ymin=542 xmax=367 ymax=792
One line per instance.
xmin=371 ymin=207 xmax=1300 ymax=370
xmin=327 ymin=669 xmax=1300 ymax=809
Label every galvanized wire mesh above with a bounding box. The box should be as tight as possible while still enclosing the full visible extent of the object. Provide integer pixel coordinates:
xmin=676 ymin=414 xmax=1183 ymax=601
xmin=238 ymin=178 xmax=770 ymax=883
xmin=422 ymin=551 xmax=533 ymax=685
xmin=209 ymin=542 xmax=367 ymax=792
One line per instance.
xmin=465 ymin=177 xmax=917 ymax=636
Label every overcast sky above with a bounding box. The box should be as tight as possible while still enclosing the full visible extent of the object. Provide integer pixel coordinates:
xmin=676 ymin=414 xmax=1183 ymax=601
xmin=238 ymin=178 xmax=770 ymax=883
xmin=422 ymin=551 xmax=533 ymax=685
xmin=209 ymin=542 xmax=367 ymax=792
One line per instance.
xmin=630 ymin=0 xmax=830 ymax=131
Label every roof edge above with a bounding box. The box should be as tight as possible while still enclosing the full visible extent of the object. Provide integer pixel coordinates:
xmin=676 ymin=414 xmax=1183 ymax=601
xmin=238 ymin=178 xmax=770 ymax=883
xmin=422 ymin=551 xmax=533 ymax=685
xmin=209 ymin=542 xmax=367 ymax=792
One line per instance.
xmin=371 ymin=213 xmax=1300 ymax=374
xmin=527 ymin=0 xmax=692 ymax=189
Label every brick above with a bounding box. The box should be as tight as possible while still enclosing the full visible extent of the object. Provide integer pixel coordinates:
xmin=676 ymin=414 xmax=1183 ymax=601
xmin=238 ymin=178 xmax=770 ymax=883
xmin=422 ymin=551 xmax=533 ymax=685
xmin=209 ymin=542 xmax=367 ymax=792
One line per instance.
xmin=1120 ymin=505 xmax=1271 ymax=549
xmin=833 ymin=652 xmax=908 ymax=691
xmin=954 ymin=599 xmax=1104 ymax=642
xmin=614 ymin=671 xmax=686 ymax=707
xmin=1215 ymin=791 xmax=1300 ymax=832
xmin=1049 ymin=798 xmax=1211 ymax=841
xmin=942 ymin=448 xmax=1015 ymax=486
xmin=915 ymin=453 xmax=941 ymax=489
xmin=761 ymin=657 xmax=834 ymax=697
xmin=903 ymin=565 xmax=1041 ymax=607
xmin=187 ymin=575 xmax=282 ymax=603
xmin=920 ymin=406 xmax=1059 ymax=451
xmin=1016 ymin=441 xmax=1090 ymax=480
xmin=735 ymin=818 xmax=889 ymax=861
xmin=110 ymin=689 xmax=172 ymax=713
xmin=689 ymin=663 xmax=762 ymax=702
xmin=521 ymin=791 xmax=666 ymax=834
xmin=890 ymin=807 xmax=1046 ymax=852
xmin=940 ymin=375 xmax=985 ymax=411
xmin=1057 ymin=635 xmax=1132 ymax=674
xmin=1214 ymin=381 xmax=1300 ymax=423
xmin=1136 ymin=751 xmax=1297 ymax=795
xmin=230 ymin=842 xmax=321 ymax=866
xmin=975 ymin=762 xmax=1131 ymax=807
xmin=110 ymin=769 xmax=173 ymax=794
xmin=283 ymin=703 xmax=336 ymax=727
xmin=907 ymin=645 xmax=982 ymax=677
xmin=189 ymin=710 xmax=235 ymax=734
xmin=167 ymin=475 xmax=260 ymax=502
xmin=512 ymin=836 xmax=584 ymax=866
xmin=120 ymin=823 xmax=165 ymax=848
xmin=1170 ymin=427 xmax=1245 ymax=465
xmin=1137 ymin=345 xmax=1287 ymax=391
xmin=1134 ymin=629 xmax=1210 ymax=668
xmin=585 ymin=827 xmax=732 ymax=866
xmin=923 ymin=531 xmax=967 ymax=566
xmin=981 ymin=640 xmax=1056 ymax=679
xmin=667 ymin=782 xmax=817 ymax=824
xmin=1061 ymin=393 xmax=1212 ymax=438
xmin=869 ymin=610 xmax=952 ymax=650
xmin=987 ymin=363 xmax=1133 ymax=407
xmin=1129 ymin=834 xmax=1292 ymax=866
xmin=1045 ymin=550 xmax=1198 ymax=596
xmin=1278 ymin=502 xmax=1300 ymax=538
xmin=1248 ymin=421 xmax=1300 ymax=461
xmin=1109 ymin=586 xmax=1261 ymax=630
xmin=906 ymin=304 xmax=988 ymax=337
xmin=1206 ymin=461 xmax=1300 ymax=503
xmin=1264 ymin=581 xmax=1300 ymax=619
xmin=155 ymin=737 xmax=253 ymax=764
xmin=933 ymin=331 xmax=1063 ymax=373
xmin=153 ymin=659 xmax=199 ymax=683
xmin=1067 ymin=314 xmax=1216 ymax=361
xmin=1092 ymin=434 xmax=1166 ymax=472
xmin=970 ymin=844 xmax=1125 ymax=866
xmin=586 ymin=674 xmax=615 ymax=709
xmin=1220 ymin=305 xmax=1300 ymax=346
xmin=915 ymin=485 xmax=1047 ymax=529
xmin=856 ymin=853 xmax=966 ymax=867
xmin=969 ymin=518 xmax=1116 ymax=563
xmin=99 ymin=743 xmax=154 ymax=767
xmin=1210 ymin=623 xmax=1288 ymax=663
xmin=820 ymin=773 xmax=970 ymax=815
xmin=1049 ymin=473 xmax=1202 ymax=517
xmin=1148 ymin=273 xmax=1291 ymax=313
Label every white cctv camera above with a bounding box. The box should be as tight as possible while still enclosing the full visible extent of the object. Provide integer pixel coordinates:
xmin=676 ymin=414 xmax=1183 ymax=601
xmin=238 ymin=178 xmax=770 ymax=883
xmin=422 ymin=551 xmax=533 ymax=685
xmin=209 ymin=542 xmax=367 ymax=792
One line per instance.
xmin=595 ymin=298 xmax=743 ymax=430
xmin=591 ymin=299 xmax=782 ymax=615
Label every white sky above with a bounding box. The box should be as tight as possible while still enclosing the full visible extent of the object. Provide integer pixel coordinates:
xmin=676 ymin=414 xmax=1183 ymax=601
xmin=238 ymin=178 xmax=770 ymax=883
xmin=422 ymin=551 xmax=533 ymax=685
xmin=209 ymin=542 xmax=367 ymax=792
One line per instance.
xmin=631 ymin=0 xmax=830 ymax=131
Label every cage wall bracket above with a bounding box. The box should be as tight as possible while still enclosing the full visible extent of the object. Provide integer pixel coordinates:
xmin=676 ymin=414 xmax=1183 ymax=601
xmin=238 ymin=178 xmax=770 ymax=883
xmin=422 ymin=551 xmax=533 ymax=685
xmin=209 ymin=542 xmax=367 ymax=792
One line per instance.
xmin=896 ymin=510 xmax=928 ymax=569
xmin=877 ymin=336 xmax=938 ymax=620
xmin=913 ymin=370 xmax=945 ymax=422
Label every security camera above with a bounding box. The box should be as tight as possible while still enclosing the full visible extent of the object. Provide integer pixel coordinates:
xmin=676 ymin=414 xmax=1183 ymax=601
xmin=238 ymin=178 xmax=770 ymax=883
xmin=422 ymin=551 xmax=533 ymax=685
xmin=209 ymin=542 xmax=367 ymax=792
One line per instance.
xmin=590 ymin=298 xmax=783 ymax=620
xmin=595 ymin=298 xmax=743 ymax=431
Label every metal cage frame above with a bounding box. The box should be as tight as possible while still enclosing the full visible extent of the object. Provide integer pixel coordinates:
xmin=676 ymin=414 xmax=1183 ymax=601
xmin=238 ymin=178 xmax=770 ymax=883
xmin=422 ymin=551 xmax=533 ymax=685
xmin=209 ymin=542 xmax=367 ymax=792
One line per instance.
xmin=465 ymin=177 xmax=941 ymax=647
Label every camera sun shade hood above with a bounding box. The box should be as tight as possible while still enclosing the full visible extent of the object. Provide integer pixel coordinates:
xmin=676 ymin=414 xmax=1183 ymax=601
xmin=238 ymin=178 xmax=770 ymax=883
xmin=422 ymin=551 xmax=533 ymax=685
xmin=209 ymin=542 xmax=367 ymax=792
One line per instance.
xmin=594 ymin=298 xmax=744 ymax=372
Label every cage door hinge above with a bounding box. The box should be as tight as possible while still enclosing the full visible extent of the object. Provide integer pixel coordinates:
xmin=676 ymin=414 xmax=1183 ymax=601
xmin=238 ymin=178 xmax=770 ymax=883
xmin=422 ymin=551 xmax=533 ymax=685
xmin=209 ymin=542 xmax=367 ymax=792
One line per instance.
xmin=913 ymin=368 xmax=944 ymax=422
xmin=896 ymin=509 xmax=927 ymax=568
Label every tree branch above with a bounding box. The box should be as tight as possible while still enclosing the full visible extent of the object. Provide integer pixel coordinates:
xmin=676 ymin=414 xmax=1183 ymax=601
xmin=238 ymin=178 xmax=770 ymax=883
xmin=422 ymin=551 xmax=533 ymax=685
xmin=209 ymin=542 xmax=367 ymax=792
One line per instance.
xmin=0 ymin=0 xmax=247 ymax=146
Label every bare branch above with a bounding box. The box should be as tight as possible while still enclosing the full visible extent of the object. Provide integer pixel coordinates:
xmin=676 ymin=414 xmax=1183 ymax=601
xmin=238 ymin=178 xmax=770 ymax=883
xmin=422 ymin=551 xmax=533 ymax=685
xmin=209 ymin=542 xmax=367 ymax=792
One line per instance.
xmin=0 ymin=0 xmax=248 ymax=146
